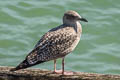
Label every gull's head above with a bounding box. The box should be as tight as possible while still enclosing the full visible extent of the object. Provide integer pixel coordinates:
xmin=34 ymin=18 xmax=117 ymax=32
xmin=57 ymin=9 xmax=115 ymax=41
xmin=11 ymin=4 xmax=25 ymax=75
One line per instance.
xmin=63 ymin=10 xmax=88 ymax=24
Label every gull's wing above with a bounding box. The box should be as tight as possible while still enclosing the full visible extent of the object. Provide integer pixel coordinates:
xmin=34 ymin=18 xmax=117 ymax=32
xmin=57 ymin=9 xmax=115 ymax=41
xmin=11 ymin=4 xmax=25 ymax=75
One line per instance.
xmin=10 ymin=26 xmax=77 ymax=71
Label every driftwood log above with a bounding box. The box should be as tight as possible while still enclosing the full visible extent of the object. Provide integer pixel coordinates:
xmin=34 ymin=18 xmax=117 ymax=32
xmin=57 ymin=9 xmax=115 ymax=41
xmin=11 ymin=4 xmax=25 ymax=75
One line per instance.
xmin=0 ymin=66 xmax=120 ymax=80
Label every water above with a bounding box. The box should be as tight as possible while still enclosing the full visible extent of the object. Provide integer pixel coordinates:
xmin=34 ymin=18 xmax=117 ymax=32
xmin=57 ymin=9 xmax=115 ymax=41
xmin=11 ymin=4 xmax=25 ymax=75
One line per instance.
xmin=0 ymin=0 xmax=120 ymax=74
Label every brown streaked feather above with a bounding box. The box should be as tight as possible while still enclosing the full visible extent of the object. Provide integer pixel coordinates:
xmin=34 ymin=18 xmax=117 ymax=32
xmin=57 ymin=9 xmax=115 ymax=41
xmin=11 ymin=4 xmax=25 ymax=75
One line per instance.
xmin=26 ymin=25 xmax=78 ymax=64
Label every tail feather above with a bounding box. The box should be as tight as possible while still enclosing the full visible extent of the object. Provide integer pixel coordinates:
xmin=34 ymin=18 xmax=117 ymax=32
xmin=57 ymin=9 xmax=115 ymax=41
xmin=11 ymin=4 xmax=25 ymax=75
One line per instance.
xmin=10 ymin=59 xmax=44 ymax=71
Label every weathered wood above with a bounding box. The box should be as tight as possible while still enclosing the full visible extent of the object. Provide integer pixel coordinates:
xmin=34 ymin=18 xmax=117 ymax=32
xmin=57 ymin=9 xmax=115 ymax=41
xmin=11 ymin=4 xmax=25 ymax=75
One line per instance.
xmin=0 ymin=66 xmax=120 ymax=80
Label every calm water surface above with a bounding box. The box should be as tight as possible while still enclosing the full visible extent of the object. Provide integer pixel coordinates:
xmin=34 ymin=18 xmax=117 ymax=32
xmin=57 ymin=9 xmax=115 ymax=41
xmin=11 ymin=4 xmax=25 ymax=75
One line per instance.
xmin=0 ymin=0 xmax=120 ymax=74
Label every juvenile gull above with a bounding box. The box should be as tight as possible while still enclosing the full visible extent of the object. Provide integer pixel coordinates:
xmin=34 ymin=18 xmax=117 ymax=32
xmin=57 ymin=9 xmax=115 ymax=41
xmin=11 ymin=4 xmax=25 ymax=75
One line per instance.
xmin=10 ymin=10 xmax=88 ymax=75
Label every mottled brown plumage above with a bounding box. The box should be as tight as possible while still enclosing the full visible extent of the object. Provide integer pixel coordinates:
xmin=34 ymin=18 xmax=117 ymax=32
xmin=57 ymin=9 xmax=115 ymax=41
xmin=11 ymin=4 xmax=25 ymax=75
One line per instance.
xmin=10 ymin=10 xmax=88 ymax=74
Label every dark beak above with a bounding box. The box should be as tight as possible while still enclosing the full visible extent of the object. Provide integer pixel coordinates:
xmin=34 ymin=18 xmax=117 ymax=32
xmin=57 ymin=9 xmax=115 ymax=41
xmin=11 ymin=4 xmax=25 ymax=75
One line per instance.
xmin=79 ymin=17 xmax=88 ymax=22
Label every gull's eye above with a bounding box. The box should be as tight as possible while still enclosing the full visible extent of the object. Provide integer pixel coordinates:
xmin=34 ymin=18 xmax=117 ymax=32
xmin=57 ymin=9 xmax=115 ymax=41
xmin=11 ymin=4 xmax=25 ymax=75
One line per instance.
xmin=66 ymin=14 xmax=75 ymax=20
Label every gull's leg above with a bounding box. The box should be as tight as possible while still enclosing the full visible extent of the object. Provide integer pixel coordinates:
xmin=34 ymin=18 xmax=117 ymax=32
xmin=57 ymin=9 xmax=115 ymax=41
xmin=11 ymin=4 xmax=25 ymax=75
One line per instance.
xmin=53 ymin=58 xmax=64 ymax=74
xmin=54 ymin=59 xmax=56 ymax=72
xmin=53 ymin=59 xmax=62 ymax=73
xmin=61 ymin=57 xmax=74 ymax=75
xmin=53 ymin=57 xmax=73 ymax=75
xmin=62 ymin=57 xmax=65 ymax=75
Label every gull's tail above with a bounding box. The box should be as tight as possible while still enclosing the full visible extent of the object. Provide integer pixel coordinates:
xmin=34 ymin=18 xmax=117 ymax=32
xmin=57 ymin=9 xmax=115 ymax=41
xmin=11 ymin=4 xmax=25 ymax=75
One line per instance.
xmin=10 ymin=46 xmax=46 ymax=71
xmin=10 ymin=59 xmax=44 ymax=71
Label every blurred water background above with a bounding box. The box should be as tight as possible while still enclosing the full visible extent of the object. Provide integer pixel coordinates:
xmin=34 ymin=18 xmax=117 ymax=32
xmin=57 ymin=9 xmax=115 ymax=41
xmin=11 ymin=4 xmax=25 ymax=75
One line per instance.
xmin=0 ymin=0 xmax=120 ymax=74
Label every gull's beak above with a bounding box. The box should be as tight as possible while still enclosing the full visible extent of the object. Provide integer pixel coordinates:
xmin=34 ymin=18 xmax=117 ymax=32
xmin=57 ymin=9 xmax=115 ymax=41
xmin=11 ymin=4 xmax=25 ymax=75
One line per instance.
xmin=79 ymin=17 xmax=88 ymax=22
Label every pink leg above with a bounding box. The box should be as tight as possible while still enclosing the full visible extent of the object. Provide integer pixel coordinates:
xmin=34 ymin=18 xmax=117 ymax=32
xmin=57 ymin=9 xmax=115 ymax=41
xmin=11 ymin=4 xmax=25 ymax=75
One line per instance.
xmin=53 ymin=57 xmax=65 ymax=74
xmin=53 ymin=57 xmax=73 ymax=75
xmin=62 ymin=57 xmax=65 ymax=75
xmin=54 ymin=59 xmax=62 ymax=73
xmin=62 ymin=57 xmax=74 ymax=75
xmin=54 ymin=59 xmax=56 ymax=72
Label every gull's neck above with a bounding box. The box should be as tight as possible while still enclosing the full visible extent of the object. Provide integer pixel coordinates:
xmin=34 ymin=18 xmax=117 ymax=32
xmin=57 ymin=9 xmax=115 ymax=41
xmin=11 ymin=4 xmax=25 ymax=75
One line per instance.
xmin=63 ymin=20 xmax=82 ymax=33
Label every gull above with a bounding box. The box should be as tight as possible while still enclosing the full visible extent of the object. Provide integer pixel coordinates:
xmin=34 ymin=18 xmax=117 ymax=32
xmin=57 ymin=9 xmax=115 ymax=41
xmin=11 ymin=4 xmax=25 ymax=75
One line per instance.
xmin=10 ymin=10 xmax=88 ymax=75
